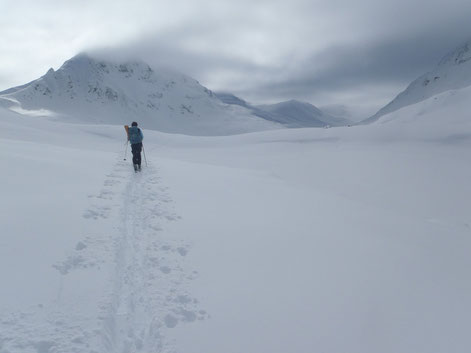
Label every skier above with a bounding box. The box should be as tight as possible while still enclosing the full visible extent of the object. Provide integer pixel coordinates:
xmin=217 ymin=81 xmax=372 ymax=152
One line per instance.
xmin=125 ymin=122 xmax=144 ymax=172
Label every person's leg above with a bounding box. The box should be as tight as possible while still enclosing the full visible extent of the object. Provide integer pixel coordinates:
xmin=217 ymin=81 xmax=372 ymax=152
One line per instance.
xmin=136 ymin=143 xmax=142 ymax=167
xmin=131 ymin=144 xmax=139 ymax=171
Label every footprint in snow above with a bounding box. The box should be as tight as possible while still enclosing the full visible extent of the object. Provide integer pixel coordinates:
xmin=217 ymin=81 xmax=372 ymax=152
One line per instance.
xmin=164 ymin=314 xmax=178 ymax=328
xmin=177 ymin=247 xmax=188 ymax=256
xmin=159 ymin=266 xmax=172 ymax=274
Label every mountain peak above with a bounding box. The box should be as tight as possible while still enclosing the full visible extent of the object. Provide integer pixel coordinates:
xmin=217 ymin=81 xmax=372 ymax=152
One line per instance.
xmin=438 ymin=39 xmax=471 ymax=67
xmin=61 ymin=52 xmax=94 ymax=69
xmin=267 ymin=99 xmax=323 ymax=113
xmin=256 ymin=99 xmax=349 ymax=127
xmin=59 ymin=52 xmax=154 ymax=76
xmin=286 ymin=99 xmax=303 ymax=104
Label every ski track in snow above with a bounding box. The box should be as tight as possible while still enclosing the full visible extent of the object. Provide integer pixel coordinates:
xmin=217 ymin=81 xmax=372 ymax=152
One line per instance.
xmin=0 ymin=156 xmax=206 ymax=353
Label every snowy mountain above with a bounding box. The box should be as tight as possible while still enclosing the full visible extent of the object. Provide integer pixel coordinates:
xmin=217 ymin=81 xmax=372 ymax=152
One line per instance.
xmin=257 ymin=100 xmax=350 ymax=127
xmin=217 ymin=93 xmax=349 ymax=127
xmin=363 ymin=39 xmax=471 ymax=124
xmin=0 ymin=54 xmax=279 ymax=135
xmin=216 ymin=92 xmax=291 ymax=124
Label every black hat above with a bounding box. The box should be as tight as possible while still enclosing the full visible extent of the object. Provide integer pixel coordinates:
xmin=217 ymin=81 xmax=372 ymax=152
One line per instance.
xmin=131 ymin=121 xmax=138 ymax=126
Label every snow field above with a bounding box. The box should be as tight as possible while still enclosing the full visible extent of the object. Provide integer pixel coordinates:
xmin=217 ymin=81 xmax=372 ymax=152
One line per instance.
xmin=155 ymin=134 xmax=471 ymax=353
xmin=0 ymin=119 xmax=205 ymax=352
xmin=1 ymin=91 xmax=471 ymax=353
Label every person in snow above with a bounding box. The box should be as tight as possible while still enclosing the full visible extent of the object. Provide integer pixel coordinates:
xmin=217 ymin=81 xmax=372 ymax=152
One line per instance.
xmin=126 ymin=121 xmax=144 ymax=172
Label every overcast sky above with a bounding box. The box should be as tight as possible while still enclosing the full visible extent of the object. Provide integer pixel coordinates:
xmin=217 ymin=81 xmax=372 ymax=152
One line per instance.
xmin=1 ymin=0 xmax=471 ymax=118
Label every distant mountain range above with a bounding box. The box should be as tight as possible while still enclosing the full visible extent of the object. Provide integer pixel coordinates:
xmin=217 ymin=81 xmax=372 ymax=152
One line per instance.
xmin=363 ymin=40 xmax=471 ymax=124
xmin=3 ymin=39 xmax=471 ymax=134
xmin=216 ymin=93 xmax=349 ymax=128
xmin=0 ymin=54 xmax=347 ymax=135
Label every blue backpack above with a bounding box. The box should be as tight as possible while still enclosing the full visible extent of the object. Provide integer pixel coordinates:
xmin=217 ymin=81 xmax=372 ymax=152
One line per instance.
xmin=128 ymin=126 xmax=143 ymax=144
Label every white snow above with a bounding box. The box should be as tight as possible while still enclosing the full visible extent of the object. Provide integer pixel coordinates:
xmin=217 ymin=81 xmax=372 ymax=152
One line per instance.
xmin=1 ymin=76 xmax=470 ymax=353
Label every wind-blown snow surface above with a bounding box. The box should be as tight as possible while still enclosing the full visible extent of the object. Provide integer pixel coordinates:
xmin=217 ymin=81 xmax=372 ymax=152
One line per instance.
xmin=1 ymin=89 xmax=471 ymax=353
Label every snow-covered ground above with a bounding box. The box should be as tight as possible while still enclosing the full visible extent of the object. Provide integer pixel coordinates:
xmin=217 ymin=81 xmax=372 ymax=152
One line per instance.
xmin=1 ymin=84 xmax=471 ymax=353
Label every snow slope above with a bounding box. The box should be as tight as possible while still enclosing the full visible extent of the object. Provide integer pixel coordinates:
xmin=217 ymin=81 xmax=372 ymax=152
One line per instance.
xmin=1 ymin=86 xmax=471 ymax=353
xmin=0 ymin=54 xmax=280 ymax=135
xmin=217 ymin=92 xmax=349 ymax=127
xmin=363 ymin=39 xmax=471 ymax=123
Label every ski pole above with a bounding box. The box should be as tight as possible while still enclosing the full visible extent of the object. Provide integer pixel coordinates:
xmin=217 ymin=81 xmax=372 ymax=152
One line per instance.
xmin=123 ymin=141 xmax=128 ymax=161
xmin=142 ymin=144 xmax=148 ymax=167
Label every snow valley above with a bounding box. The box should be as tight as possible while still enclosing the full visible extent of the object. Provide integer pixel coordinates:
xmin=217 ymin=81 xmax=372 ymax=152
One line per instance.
xmin=1 ymin=40 xmax=471 ymax=353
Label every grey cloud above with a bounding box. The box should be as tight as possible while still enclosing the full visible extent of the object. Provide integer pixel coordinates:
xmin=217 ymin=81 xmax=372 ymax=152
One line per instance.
xmin=2 ymin=0 xmax=471 ymax=118
xmin=255 ymin=34 xmax=470 ymax=97
xmin=88 ymin=23 xmax=277 ymax=86
xmin=88 ymin=1 xmax=471 ymax=106
xmin=228 ymin=16 xmax=471 ymax=107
